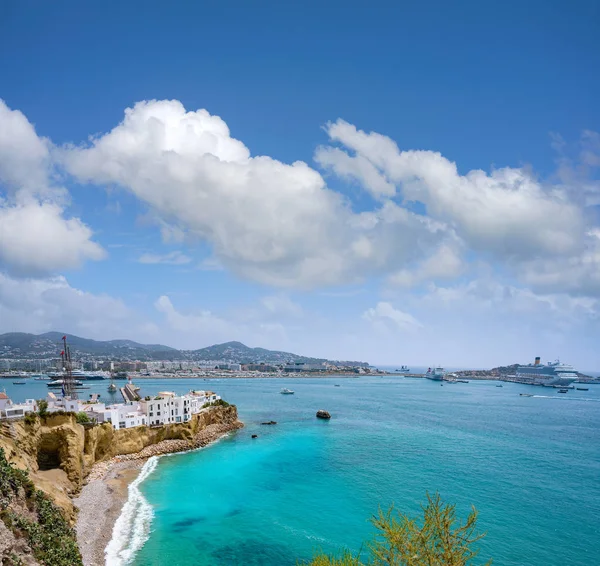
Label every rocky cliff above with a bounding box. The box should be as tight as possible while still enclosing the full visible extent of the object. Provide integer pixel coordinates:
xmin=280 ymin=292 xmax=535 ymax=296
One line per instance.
xmin=0 ymin=447 xmax=83 ymax=566
xmin=0 ymin=405 xmax=242 ymax=525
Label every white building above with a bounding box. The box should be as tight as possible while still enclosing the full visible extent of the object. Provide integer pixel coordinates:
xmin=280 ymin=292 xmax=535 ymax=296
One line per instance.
xmin=0 ymin=393 xmax=38 ymax=419
xmin=2 ymin=387 xmax=221 ymax=431
xmin=140 ymin=390 xmax=220 ymax=426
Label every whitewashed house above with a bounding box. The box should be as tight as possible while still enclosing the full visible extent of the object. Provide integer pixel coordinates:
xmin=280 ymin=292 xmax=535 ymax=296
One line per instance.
xmin=0 ymin=394 xmax=38 ymax=419
xmin=140 ymin=390 xmax=221 ymax=426
xmin=103 ymin=402 xmax=147 ymax=430
xmin=2 ymin=387 xmax=221 ymax=430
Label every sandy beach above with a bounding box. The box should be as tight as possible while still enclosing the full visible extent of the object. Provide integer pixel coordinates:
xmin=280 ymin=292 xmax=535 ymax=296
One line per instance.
xmin=74 ymin=421 xmax=243 ymax=566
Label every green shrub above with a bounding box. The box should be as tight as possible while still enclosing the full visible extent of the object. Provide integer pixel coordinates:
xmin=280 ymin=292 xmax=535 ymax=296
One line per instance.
xmin=23 ymin=413 xmax=37 ymax=426
xmin=75 ymin=412 xmax=91 ymax=424
xmin=306 ymin=493 xmax=491 ymax=566
xmin=0 ymin=448 xmax=83 ymax=565
xmin=37 ymin=399 xmax=48 ymax=418
xmin=202 ymin=399 xmax=230 ymax=408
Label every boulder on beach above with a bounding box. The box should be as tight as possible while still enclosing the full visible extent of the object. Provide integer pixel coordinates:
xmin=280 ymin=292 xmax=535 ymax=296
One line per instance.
xmin=316 ymin=410 xmax=331 ymax=419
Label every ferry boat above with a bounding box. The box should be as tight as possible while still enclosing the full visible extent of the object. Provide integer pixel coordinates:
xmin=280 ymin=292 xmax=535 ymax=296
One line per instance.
xmin=426 ymin=366 xmax=446 ymax=381
xmin=396 ymin=365 xmax=410 ymax=373
xmin=514 ymin=358 xmax=578 ymax=387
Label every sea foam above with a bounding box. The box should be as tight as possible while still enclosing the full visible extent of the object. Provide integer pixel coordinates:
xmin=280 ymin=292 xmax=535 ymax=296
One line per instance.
xmin=105 ymin=456 xmax=159 ymax=566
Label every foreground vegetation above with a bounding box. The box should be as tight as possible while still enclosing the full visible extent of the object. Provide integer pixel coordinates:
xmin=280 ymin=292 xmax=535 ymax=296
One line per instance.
xmin=0 ymin=448 xmax=83 ymax=566
xmin=308 ymin=493 xmax=491 ymax=566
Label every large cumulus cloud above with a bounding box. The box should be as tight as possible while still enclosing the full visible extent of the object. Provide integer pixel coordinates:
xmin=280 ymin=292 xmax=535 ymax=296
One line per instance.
xmin=61 ymin=100 xmax=448 ymax=288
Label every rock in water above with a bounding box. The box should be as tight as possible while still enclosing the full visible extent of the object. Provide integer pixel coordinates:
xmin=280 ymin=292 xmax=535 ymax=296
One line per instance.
xmin=251 ymin=434 xmax=258 ymax=438
xmin=316 ymin=410 xmax=331 ymax=419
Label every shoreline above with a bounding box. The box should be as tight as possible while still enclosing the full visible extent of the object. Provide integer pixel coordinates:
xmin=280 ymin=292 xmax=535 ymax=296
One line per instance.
xmin=74 ymin=420 xmax=244 ymax=566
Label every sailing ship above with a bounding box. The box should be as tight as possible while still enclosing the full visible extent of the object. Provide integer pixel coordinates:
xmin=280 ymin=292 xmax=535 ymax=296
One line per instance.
xmin=57 ymin=335 xmax=78 ymax=399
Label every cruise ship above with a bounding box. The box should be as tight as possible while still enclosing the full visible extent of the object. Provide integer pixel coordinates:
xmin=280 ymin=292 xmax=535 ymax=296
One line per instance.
xmin=515 ymin=358 xmax=578 ymax=386
xmin=426 ymin=366 xmax=446 ymax=381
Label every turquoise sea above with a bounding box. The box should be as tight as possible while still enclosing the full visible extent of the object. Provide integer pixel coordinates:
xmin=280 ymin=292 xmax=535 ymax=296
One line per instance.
xmin=3 ymin=376 xmax=600 ymax=565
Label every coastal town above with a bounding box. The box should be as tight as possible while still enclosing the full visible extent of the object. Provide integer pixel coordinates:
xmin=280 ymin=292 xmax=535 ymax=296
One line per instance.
xmin=0 ymin=386 xmax=223 ymax=428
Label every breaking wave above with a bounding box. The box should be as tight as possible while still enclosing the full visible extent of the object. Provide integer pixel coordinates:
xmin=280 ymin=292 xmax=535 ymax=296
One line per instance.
xmin=105 ymin=456 xmax=159 ymax=566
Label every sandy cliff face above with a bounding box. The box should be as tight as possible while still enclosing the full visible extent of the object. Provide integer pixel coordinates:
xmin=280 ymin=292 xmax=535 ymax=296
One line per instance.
xmin=0 ymin=405 xmax=241 ymax=522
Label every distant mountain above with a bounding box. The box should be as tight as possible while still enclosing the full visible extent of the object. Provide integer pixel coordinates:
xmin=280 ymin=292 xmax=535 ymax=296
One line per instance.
xmin=189 ymin=341 xmax=368 ymax=366
xmin=0 ymin=332 xmax=180 ymax=361
xmin=0 ymin=333 xmax=369 ymax=366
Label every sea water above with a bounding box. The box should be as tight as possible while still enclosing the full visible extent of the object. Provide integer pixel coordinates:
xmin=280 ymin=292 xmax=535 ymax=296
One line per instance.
xmin=3 ymin=376 xmax=600 ymax=564
xmin=126 ymin=377 xmax=600 ymax=566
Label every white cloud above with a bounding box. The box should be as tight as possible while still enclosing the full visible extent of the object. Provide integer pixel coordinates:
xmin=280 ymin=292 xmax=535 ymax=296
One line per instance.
xmin=0 ymin=100 xmax=105 ymax=276
xmin=0 ymin=273 xmax=135 ymax=339
xmin=319 ymin=119 xmax=585 ymax=261
xmin=199 ymin=256 xmax=223 ymax=271
xmin=0 ymin=99 xmax=52 ymax=196
xmin=0 ymin=199 xmax=106 ymax=277
xmin=516 ymin=235 xmax=600 ymax=298
xmin=315 ymin=146 xmax=395 ymax=198
xmin=363 ymin=301 xmax=423 ymax=332
xmin=153 ymin=295 xmax=290 ymax=349
xmin=61 ymin=99 xmax=447 ymax=288
xmin=138 ymin=250 xmax=192 ymax=265
xmin=388 ymin=243 xmax=464 ymax=288
xmin=154 ymin=295 xmax=233 ymax=336
xmin=419 ymin=278 xmax=599 ymax=322
xmin=260 ymin=294 xmax=303 ymax=319
xmin=552 ymin=130 xmax=600 ymax=207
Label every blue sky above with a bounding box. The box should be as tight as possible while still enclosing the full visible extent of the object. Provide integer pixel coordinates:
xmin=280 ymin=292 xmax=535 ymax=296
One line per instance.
xmin=0 ymin=0 xmax=599 ymax=368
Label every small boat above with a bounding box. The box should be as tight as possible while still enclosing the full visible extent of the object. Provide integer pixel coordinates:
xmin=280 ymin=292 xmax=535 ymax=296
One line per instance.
xmin=280 ymin=388 xmax=294 ymax=395
xmin=108 ymin=383 xmax=117 ymax=392
xmin=334 ymin=384 xmax=340 ymax=387
xmin=496 ymin=384 xmax=503 ymax=387
xmin=316 ymin=410 xmax=331 ymax=419
xmin=520 ymin=393 xmax=533 ymax=397
xmin=12 ymin=381 xmax=26 ymax=385
xmin=558 ymin=389 xmax=568 ymax=393
xmin=576 ymin=387 xmax=589 ymax=391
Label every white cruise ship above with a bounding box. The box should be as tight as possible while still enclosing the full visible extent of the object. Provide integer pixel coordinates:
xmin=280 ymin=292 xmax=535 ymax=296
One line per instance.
xmin=426 ymin=366 xmax=445 ymax=381
xmin=515 ymin=358 xmax=578 ymax=386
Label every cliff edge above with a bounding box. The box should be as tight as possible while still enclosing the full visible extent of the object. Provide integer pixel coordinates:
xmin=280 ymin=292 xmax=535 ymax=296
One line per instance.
xmin=0 ymin=405 xmax=242 ymax=565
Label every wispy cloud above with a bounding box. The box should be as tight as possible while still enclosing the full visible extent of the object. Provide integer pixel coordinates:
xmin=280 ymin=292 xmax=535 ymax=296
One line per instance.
xmin=363 ymin=301 xmax=423 ymax=332
xmin=138 ymin=251 xmax=192 ymax=265
xmin=320 ymin=288 xmax=365 ymax=298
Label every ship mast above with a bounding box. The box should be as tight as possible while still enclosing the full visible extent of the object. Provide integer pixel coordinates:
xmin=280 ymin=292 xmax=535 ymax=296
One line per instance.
xmin=61 ymin=335 xmax=77 ymax=399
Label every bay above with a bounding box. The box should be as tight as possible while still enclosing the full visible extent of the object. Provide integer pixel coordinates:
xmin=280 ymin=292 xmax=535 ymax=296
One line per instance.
xmin=3 ymin=375 xmax=600 ymax=564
